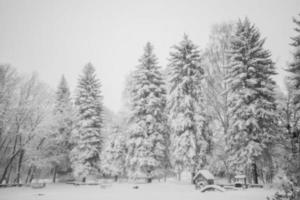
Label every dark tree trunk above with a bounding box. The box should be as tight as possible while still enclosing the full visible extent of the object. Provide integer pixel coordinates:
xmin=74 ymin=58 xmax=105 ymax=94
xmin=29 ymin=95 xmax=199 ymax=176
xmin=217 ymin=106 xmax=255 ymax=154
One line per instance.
xmin=16 ymin=149 xmax=24 ymax=184
xmin=146 ymin=177 xmax=152 ymax=183
xmin=29 ymin=166 xmax=36 ymax=183
xmin=252 ymin=162 xmax=258 ymax=184
xmin=52 ymin=165 xmax=57 ymax=183
xmin=25 ymin=165 xmax=33 ymax=184
xmin=191 ymin=172 xmax=196 ymax=184
xmin=5 ymin=164 xmax=13 ymax=184
xmin=245 ymin=165 xmax=252 ymax=184
xmin=82 ymin=177 xmax=86 ymax=183
xmin=5 ymin=135 xmax=19 ymax=184
xmin=29 ymin=171 xmax=34 ymax=183
xmin=259 ymin=168 xmax=265 ymax=184
xmin=0 ymin=149 xmax=21 ymax=184
xmin=114 ymin=175 xmax=118 ymax=182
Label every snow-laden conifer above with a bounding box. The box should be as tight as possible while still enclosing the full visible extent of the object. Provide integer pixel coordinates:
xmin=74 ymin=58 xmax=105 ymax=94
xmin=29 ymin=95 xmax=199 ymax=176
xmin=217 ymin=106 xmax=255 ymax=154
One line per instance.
xmin=70 ymin=63 xmax=103 ymax=181
xmin=226 ymin=18 xmax=278 ymax=184
xmin=285 ymin=14 xmax=300 ymax=186
xmin=46 ymin=75 xmax=74 ymax=182
xmin=166 ymin=35 xmax=204 ymax=180
xmin=126 ymin=43 xmax=169 ymax=182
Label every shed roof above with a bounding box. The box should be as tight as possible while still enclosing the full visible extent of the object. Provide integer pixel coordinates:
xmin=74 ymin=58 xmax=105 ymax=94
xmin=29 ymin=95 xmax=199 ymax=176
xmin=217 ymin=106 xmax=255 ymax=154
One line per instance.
xmin=235 ymin=175 xmax=246 ymax=179
xmin=193 ymin=170 xmax=214 ymax=180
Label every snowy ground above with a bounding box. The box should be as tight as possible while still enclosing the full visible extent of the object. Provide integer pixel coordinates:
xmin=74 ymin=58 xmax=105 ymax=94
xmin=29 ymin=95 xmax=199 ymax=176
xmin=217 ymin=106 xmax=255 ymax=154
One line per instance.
xmin=0 ymin=181 xmax=277 ymax=200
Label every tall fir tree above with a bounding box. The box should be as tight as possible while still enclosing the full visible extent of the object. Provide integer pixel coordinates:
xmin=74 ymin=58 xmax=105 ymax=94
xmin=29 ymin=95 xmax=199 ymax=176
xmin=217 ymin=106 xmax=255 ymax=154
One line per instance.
xmin=126 ymin=42 xmax=169 ymax=182
xmin=286 ymin=14 xmax=300 ymax=186
xmin=167 ymin=35 xmax=204 ymax=181
xmin=288 ymin=14 xmax=300 ymax=110
xmin=226 ymin=18 xmax=278 ymax=184
xmin=46 ymin=75 xmax=74 ymax=182
xmin=70 ymin=63 xmax=103 ymax=182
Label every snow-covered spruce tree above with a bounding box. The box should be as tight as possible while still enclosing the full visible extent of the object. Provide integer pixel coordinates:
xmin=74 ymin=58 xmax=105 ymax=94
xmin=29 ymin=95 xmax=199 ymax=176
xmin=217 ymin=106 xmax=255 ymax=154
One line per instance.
xmin=126 ymin=42 xmax=169 ymax=183
xmin=167 ymin=35 xmax=204 ymax=182
xmin=226 ymin=18 xmax=278 ymax=184
xmin=101 ymin=126 xmax=126 ymax=181
xmin=288 ymin=14 xmax=300 ymax=112
xmin=285 ymin=14 xmax=300 ymax=187
xmin=46 ymin=75 xmax=74 ymax=182
xmin=70 ymin=63 xmax=103 ymax=182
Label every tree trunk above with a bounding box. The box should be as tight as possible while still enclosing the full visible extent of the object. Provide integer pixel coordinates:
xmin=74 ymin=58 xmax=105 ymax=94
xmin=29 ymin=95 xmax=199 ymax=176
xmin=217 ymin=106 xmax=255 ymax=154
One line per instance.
xmin=16 ymin=149 xmax=24 ymax=184
xmin=146 ymin=177 xmax=152 ymax=183
xmin=297 ymin=136 xmax=300 ymax=186
xmin=5 ymin=135 xmax=19 ymax=184
xmin=0 ymin=149 xmax=21 ymax=184
xmin=82 ymin=177 xmax=86 ymax=183
xmin=0 ymin=137 xmax=7 ymax=151
xmin=245 ymin=165 xmax=252 ymax=184
xmin=177 ymin=172 xmax=181 ymax=181
xmin=259 ymin=168 xmax=265 ymax=184
xmin=5 ymin=164 xmax=13 ymax=184
xmin=114 ymin=175 xmax=118 ymax=182
xmin=25 ymin=165 xmax=33 ymax=184
xmin=228 ymin=174 xmax=232 ymax=184
xmin=29 ymin=170 xmax=35 ymax=183
xmin=222 ymin=160 xmax=231 ymax=183
xmin=52 ymin=165 xmax=57 ymax=183
xmin=268 ymin=152 xmax=275 ymax=184
xmin=29 ymin=166 xmax=36 ymax=183
xmin=191 ymin=172 xmax=196 ymax=184
xmin=252 ymin=162 xmax=258 ymax=184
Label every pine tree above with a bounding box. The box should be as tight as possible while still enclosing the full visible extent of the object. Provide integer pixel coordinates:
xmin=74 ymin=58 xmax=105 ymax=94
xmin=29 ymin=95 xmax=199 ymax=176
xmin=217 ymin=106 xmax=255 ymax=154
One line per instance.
xmin=288 ymin=14 xmax=300 ymax=109
xmin=126 ymin=42 xmax=169 ymax=182
xmin=101 ymin=126 xmax=126 ymax=181
xmin=226 ymin=18 xmax=278 ymax=184
xmin=286 ymin=13 xmax=300 ymax=186
xmin=70 ymin=63 xmax=103 ymax=182
xmin=166 ymin=35 xmax=204 ymax=181
xmin=46 ymin=75 xmax=74 ymax=182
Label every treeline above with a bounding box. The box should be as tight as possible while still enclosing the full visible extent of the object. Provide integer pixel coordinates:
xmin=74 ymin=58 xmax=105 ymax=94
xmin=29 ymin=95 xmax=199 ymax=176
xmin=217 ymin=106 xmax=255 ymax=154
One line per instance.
xmin=0 ymin=16 xmax=299 ymax=192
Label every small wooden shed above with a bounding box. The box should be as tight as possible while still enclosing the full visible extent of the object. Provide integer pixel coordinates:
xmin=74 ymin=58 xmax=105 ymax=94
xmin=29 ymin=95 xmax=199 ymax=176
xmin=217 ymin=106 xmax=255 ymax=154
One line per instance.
xmin=234 ymin=174 xmax=247 ymax=188
xmin=193 ymin=170 xmax=214 ymax=186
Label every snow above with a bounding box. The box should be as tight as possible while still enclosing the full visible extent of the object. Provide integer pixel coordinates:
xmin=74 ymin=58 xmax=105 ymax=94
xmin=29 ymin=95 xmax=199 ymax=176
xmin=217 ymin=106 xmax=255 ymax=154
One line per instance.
xmin=193 ymin=170 xmax=215 ymax=180
xmin=199 ymin=185 xmax=226 ymax=192
xmin=0 ymin=182 xmax=277 ymax=200
xmin=235 ymin=175 xmax=246 ymax=179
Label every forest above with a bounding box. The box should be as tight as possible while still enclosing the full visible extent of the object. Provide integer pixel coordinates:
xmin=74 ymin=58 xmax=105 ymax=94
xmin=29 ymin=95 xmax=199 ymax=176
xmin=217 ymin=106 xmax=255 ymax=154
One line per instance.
xmin=1 ymin=15 xmax=300 ymax=200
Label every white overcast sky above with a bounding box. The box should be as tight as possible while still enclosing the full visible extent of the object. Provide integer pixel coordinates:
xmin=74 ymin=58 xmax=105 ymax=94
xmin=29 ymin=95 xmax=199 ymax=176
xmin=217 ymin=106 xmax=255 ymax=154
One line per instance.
xmin=0 ymin=0 xmax=299 ymax=112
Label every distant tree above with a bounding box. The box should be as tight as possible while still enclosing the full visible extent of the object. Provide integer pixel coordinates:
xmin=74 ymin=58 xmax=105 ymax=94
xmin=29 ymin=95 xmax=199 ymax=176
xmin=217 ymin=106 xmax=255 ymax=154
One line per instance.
xmin=203 ymin=22 xmax=235 ymax=181
xmin=203 ymin=22 xmax=234 ymax=137
xmin=0 ymin=65 xmax=18 ymax=138
xmin=70 ymin=63 xmax=103 ymax=182
xmin=126 ymin=43 xmax=169 ymax=182
xmin=0 ymin=65 xmax=19 ymax=184
xmin=285 ymin=13 xmax=300 ymax=186
xmin=45 ymin=75 xmax=74 ymax=183
xmin=101 ymin=126 xmax=126 ymax=181
xmin=166 ymin=35 xmax=205 ymax=182
xmin=277 ymin=79 xmax=300 ymax=187
xmin=226 ymin=18 xmax=278 ymax=184
xmin=0 ymin=72 xmax=53 ymax=184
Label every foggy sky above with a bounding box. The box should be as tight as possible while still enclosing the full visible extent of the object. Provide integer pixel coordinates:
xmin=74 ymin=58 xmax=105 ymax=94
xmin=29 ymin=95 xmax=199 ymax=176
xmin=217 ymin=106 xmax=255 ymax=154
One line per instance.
xmin=0 ymin=0 xmax=299 ymax=112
